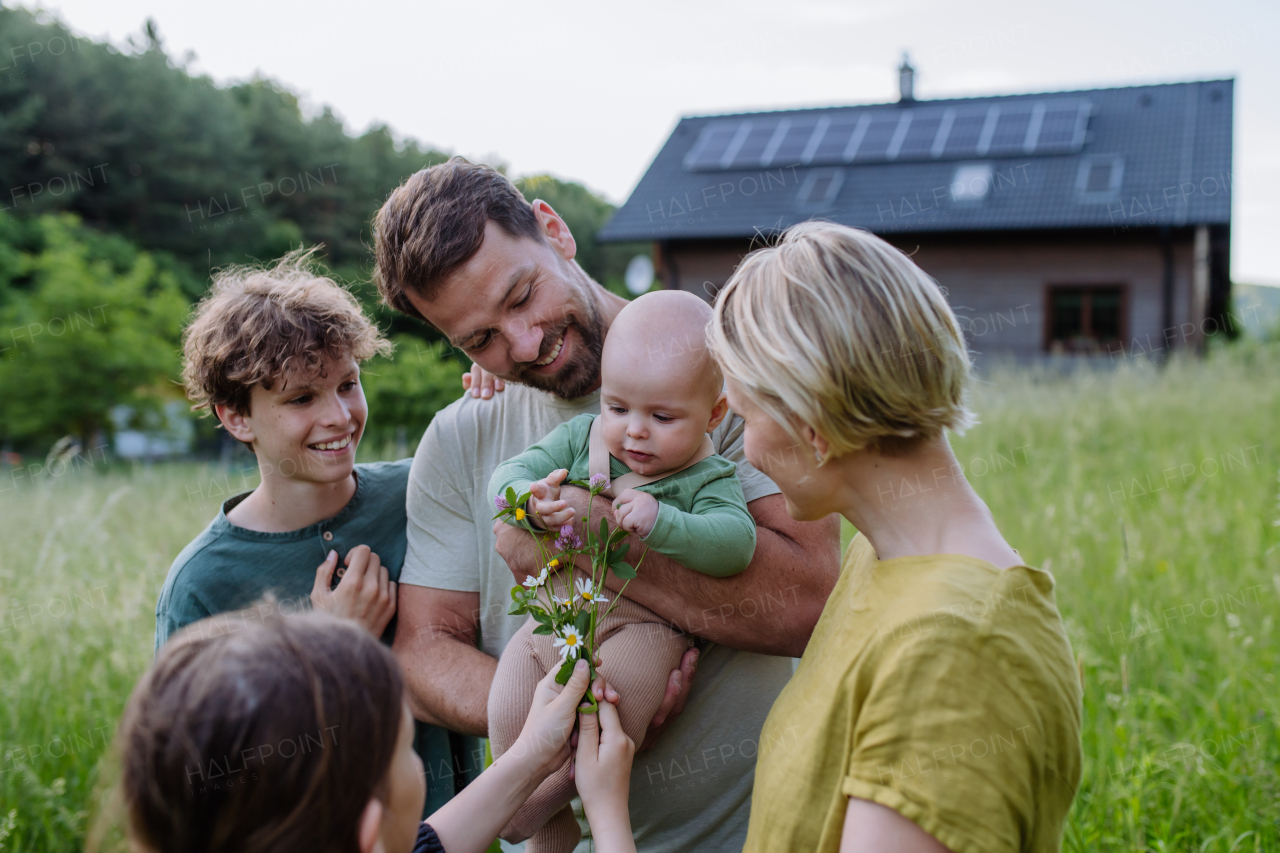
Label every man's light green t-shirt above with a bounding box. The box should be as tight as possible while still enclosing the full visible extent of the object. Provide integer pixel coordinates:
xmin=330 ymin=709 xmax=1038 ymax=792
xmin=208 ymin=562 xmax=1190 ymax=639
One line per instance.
xmin=744 ymin=534 xmax=1082 ymax=853
xmin=488 ymin=412 xmax=756 ymax=578
xmin=403 ymin=384 xmax=786 ymax=853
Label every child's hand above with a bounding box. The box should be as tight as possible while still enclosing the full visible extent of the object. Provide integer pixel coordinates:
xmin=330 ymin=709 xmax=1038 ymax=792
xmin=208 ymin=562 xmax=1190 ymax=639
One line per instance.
xmin=529 ymin=469 xmax=575 ymax=529
xmin=613 ymin=489 xmax=659 ymax=538
xmin=510 ymin=660 xmax=592 ymax=779
xmin=310 ymin=546 xmax=396 ymax=637
xmin=462 ymin=361 xmax=506 ymax=399
xmin=574 ymin=679 xmax=637 ymax=852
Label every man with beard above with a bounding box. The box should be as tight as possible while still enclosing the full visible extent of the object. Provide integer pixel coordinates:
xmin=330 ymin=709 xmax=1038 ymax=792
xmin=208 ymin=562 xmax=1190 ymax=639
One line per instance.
xmin=373 ymin=157 xmax=840 ymax=852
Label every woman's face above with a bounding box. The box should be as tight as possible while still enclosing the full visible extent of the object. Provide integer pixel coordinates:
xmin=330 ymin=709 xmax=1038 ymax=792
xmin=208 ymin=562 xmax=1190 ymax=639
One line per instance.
xmin=378 ymin=700 xmax=426 ymax=853
xmin=725 ymin=377 xmax=840 ymax=521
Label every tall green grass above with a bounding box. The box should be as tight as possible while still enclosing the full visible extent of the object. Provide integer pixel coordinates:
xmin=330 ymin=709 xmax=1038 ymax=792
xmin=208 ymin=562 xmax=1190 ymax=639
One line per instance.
xmin=2 ymin=344 xmax=1278 ymax=852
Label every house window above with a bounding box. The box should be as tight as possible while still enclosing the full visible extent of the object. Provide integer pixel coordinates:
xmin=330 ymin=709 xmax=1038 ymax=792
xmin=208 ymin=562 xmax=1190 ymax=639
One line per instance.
xmin=795 ymin=168 xmax=843 ymax=210
xmin=1046 ymin=285 xmax=1125 ymax=353
xmin=950 ymin=162 xmax=992 ymax=202
xmin=1074 ymin=155 xmax=1124 ymax=203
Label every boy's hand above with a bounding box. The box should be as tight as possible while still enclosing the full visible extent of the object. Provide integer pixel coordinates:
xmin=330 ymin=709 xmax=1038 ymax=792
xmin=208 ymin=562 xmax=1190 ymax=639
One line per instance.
xmin=574 ymin=678 xmax=637 ymax=851
xmin=529 ymin=469 xmax=575 ymax=529
xmin=310 ymin=546 xmax=397 ymax=637
xmin=613 ymin=489 xmax=659 ymax=538
xmin=462 ymin=362 xmax=505 ymax=399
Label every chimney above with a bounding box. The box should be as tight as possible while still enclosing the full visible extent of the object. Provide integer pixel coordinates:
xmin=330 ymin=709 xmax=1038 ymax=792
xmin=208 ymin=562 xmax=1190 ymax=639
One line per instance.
xmin=898 ymin=52 xmax=915 ymax=102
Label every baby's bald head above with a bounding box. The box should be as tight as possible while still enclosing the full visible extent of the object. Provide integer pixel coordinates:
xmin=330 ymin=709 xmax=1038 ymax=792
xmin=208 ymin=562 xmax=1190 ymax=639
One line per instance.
xmin=601 ymin=290 xmax=723 ymax=405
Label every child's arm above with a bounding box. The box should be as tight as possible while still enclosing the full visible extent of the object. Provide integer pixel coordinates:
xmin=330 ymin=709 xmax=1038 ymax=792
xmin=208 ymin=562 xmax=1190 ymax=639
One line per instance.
xmin=614 ymin=474 xmax=757 ymax=578
xmin=427 ymin=663 xmax=601 ymax=853
xmin=487 ymin=418 xmax=586 ymax=529
xmin=574 ymin=691 xmax=638 ymax=853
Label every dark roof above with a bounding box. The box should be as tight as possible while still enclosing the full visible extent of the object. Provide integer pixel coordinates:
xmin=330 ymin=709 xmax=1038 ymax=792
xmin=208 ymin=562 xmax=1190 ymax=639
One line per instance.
xmin=598 ymin=80 xmax=1233 ymax=241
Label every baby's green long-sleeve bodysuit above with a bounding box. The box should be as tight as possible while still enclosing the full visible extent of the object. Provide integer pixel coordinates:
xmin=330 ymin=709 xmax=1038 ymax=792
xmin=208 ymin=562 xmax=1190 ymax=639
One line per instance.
xmin=488 ymin=412 xmax=756 ymax=576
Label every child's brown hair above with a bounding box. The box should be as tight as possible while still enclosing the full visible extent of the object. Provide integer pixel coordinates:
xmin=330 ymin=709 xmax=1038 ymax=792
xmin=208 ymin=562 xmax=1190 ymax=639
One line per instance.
xmin=182 ymin=248 xmax=392 ymax=417
xmin=114 ymin=608 xmax=405 ymax=853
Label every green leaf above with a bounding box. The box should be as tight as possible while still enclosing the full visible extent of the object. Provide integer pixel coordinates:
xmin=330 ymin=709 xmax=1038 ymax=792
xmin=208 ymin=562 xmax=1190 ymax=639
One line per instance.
xmin=554 ymin=658 xmax=576 ymax=685
xmin=532 ymin=624 xmax=553 ymax=636
xmin=609 ymin=542 xmax=631 ymax=565
xmin=511 ymin=586 xmax=524 ymax=601
xmin=575 ymin=610 xmax=590 ymax=635
xmin=508 ymin=603 xmax=526 ymax=616
xmin=531 ymin=609 xmax=552 ymax=626
xmin=599 ymin=517 xmax=609 ymax=548
xmin=506 ymin=486 xmax=518 ymax=507
xmin=611 ymin=561 xmax=636 ymax=579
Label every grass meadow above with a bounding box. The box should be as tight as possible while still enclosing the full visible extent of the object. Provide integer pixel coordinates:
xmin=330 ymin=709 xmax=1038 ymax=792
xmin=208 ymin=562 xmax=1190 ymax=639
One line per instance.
xmin=2 ymin=343 xmax=1278 ymax=852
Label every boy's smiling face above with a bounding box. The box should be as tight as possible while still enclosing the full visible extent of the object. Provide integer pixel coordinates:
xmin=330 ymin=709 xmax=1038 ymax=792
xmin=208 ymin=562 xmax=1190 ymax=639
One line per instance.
xmin=218 ymin=354 xmax=367 ymax=485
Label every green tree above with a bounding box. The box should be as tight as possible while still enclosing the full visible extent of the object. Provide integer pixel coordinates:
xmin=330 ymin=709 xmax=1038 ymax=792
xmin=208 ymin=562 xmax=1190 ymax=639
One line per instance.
xmin=515 ymin=174 xmax=649 ymax=296
xmin=0 ymin=214 xmax=188 ymax=449
xmin=358 ymin=335 xmax=466 ymax=449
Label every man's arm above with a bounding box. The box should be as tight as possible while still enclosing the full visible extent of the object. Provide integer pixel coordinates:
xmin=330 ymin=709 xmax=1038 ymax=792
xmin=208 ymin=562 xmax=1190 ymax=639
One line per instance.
xmin=496 ymin=489 xmax=839 ymax=657
xmin=391 ymin=585 xmax=496 ymax=737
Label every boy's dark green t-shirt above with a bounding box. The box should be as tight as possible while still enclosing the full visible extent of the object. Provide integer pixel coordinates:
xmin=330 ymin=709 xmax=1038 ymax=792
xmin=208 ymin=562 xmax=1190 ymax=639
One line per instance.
xmin=154 ymin=460 xmax=481 ymax=815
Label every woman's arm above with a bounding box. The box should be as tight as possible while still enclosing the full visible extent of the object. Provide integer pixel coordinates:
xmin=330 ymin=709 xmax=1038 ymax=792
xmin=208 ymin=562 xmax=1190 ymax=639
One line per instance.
xmin=839 ymin=798 xmax=952 ymax=853
xmin=426 ymin=662 xmax=591 ymax=853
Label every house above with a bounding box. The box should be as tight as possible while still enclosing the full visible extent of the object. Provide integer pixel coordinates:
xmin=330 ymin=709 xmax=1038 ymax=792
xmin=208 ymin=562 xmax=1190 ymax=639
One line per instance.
xmin=598 ymin=60 xmax=1234 ymax=362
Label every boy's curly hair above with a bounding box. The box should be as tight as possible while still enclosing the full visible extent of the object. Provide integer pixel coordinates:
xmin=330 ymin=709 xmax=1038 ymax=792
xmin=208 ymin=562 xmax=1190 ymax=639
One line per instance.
xmin=182 ymin=248 xmax=392 ymax=416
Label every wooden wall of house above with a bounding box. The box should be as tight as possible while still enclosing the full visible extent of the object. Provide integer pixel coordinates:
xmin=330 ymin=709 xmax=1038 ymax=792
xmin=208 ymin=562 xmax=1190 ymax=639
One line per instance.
xmin=660 ymin=230 xmax=1207 ymax=365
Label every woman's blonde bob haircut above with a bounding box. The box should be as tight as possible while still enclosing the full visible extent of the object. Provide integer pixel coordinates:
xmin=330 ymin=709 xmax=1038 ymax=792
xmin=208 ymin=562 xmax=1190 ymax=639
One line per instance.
xmin=707 ymin=221 xmax=974 ymax=462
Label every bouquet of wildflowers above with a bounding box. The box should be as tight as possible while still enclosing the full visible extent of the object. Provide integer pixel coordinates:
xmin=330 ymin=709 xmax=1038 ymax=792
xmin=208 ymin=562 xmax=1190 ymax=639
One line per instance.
xmin=493 ymin=473 xmax=645 ymax=712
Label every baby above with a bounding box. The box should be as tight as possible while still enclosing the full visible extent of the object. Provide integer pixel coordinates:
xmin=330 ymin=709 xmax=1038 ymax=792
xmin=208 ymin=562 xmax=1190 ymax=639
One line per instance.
xmin=486 ymin=289 xmax=757 ymax=853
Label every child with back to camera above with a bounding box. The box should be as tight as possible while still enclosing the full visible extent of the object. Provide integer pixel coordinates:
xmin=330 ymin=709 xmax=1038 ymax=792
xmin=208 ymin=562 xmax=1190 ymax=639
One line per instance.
xmin=108 ymin=608 xmax=638 ymax=853
xmin=485 ymin=289 xmax=758 ymax=853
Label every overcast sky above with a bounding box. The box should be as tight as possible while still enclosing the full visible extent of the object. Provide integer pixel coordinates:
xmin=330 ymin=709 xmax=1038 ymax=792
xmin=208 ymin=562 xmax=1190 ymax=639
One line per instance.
xmin=25 ymin=0 xmax=1280 ymax=285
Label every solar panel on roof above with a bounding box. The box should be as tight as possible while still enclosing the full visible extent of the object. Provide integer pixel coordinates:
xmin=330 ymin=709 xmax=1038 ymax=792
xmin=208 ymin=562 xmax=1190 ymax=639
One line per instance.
xmin=896 ymin=112 xmax=943 ymax=159
xmin=682 ymin=98 xmax=1093 ymax=170
xmin=769 ymin=117 xmax=820 ymax=164
xmin=809 ymin=115 xmax=860 ymax=163
xmin=985 ymin=107 xmax=1033 ymax=155
xmin=727 ymin=121 xmax=776 ymax=168
xmin=850 ymin=114 xmax=900 ymax=161
xmin=683 ymin=122 xmax=739 ymax=169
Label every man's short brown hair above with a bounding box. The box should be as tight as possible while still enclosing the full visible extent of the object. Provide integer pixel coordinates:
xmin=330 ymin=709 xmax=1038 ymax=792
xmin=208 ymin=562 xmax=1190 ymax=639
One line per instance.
xmin=182 ymin=248 xmax=392 ymax=416
xmin=373 ymin=156 xmax=542 ymax=320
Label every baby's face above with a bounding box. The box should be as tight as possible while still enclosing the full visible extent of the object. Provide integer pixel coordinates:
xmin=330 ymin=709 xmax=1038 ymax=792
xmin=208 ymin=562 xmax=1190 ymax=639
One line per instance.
xmin=599 ymin=364 xmax=718 ymax=477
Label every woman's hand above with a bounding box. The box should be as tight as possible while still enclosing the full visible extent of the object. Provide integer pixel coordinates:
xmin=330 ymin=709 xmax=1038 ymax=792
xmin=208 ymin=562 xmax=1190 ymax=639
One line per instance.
xmin=574 ymin=679 xmax=637 ymax=853
xmin=462 ymin=362 xmax=505 ymax=399
xmin=509 ymin=660 xmax=593 ymax=780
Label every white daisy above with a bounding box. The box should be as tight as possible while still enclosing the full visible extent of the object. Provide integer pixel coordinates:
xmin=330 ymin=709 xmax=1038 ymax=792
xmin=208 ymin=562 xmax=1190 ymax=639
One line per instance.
xmin=522 ymin=567 xmax=549 ymax=589
xmin=575 ymin=578 xmax=608 ymax=605
xmin=552 ymin=625 xmax=584 ymax=660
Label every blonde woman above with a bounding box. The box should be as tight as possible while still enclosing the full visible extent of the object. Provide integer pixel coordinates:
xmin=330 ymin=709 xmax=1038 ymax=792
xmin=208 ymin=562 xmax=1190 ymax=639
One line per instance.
xmin=707 ymin=222 xmax=1082 ymax=853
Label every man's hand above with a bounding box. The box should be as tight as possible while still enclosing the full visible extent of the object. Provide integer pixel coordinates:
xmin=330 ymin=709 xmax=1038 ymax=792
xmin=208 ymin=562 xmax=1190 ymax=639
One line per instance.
xmin=461 ymin=362 xmax=505 ymax=399
xmin=613 ymin=489 xmax=659 ymax=538
xmin=640 ymin=646 xmax=698 ymax=751
xmin=310 ymin=546 xmax=396 ymax=637
xmin=529 ymin=469 xmax=575 ymax=529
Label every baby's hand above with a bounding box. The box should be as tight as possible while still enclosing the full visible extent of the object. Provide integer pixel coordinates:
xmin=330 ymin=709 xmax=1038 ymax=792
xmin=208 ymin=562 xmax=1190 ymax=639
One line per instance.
xmin=613 ymin=489 xmax=659 ymax=538
xmin=529 ymin=469 xmax=575 ymax=529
